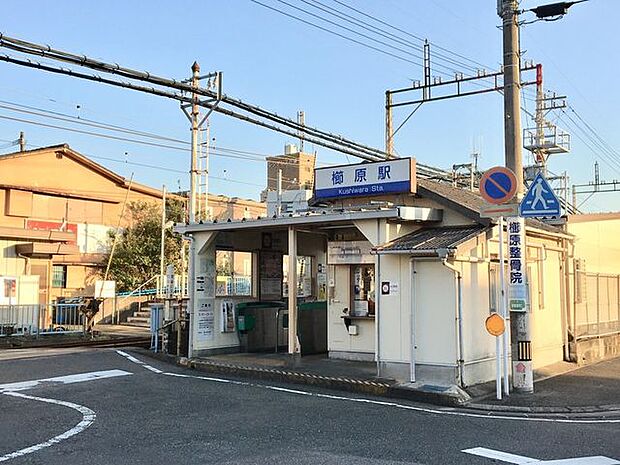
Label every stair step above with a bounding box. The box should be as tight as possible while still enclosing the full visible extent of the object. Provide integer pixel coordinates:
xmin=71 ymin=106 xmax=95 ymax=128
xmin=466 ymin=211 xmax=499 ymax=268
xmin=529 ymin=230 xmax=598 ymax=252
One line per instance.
xmin=123 ymin=321 xmax=151 ymax=328
xmin=127 ymin=316 xmax=150 ymax=324
xmin=133 ymin=311 xmax=151 ymax=318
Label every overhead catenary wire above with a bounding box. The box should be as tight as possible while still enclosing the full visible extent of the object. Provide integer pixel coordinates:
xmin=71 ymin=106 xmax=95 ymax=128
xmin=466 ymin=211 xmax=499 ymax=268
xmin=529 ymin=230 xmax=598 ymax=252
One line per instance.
xmin=0 ymin=40 xmax=452 ymax=180
xmin=0 ymin=33 xmax=398 ymax=162
xmin=0 ymin=48 xmax=398 ymax=161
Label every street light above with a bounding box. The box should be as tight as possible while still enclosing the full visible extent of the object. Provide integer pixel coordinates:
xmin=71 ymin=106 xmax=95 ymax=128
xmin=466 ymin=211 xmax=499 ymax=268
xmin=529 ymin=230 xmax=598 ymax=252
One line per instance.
xmin=528 ymin=1 xmax=588 ymax=19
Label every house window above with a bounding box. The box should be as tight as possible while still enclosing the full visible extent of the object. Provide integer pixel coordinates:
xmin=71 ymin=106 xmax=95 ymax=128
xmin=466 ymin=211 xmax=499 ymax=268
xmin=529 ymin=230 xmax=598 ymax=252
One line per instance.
xmin=52 ymin=265 xmax=67 ymax=288
xmin=216 ymin=251 xmax=253 ymax=296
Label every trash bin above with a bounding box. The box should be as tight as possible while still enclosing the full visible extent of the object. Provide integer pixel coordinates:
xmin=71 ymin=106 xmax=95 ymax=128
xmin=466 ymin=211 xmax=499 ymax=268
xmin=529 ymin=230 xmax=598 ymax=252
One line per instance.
xmin=235 ymin=301 xmax=286 ymax=352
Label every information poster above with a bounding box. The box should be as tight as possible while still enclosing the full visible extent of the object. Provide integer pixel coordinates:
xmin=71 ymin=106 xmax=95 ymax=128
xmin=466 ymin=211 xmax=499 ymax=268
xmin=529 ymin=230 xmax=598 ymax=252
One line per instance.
xmin=195 ymin=300 xmax=214 ymax=342
xmin=260 ymin=251 xmax=283 ymax=299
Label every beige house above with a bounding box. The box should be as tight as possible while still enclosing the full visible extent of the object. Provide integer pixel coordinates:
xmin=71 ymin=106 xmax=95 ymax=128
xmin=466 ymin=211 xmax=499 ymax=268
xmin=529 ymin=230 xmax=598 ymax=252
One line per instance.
xmin=0 ymin=143 xmax=265 ymax=306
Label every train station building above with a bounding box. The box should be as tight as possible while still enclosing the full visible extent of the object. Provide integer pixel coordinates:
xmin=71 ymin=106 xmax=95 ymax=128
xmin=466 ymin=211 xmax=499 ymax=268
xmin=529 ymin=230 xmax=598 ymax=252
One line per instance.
xmin=176 ymin=157 xmax=619 ymax=389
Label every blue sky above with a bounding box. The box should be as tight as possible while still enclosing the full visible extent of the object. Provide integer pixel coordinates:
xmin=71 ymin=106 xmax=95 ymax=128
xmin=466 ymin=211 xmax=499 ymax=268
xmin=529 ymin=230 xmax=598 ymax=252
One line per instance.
xmin=0 ymin=1 xmax=617 ymax=211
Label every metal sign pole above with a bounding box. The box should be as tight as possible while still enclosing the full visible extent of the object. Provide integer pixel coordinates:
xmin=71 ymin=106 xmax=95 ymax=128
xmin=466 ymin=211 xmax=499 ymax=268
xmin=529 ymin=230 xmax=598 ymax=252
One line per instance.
xmin=497 ymin=216 xmax=505 ymax=399
xmin=495 ymin=334 xmax=502 ymax=400
xmin=498 ymin=216 xmax=510 ymax=395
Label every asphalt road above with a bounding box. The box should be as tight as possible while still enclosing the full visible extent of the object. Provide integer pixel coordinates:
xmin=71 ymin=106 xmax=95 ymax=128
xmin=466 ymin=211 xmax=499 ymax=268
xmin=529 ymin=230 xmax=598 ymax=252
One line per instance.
xmin=0 ymin=347 xmax=618 ymax=465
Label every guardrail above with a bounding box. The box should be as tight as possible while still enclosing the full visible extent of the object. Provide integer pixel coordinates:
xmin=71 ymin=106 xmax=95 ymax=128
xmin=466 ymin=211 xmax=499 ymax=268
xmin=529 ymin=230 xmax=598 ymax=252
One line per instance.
xmin=0 ymin=304 xmax=85 ymax=337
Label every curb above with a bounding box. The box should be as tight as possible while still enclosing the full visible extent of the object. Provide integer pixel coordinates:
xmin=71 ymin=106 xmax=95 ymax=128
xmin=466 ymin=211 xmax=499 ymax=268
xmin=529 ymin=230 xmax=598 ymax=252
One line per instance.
xmin=1 ymin=335 xmax=151 ymax=350
xmin=133 ymin=350 xmax=620 ymax=416
xmin=135 ymin=349 xmax=468 ymax=408
xmin=465 ymin=402 xmax=620 ymax=416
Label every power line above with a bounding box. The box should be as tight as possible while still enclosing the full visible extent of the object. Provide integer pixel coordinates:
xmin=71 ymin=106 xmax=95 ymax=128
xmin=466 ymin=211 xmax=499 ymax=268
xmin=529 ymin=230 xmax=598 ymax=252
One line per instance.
xmin=272 ymin=0 xmax=474 ymax=76
xmin=303 ymin=0 xmax=483 ymax=74
xmin=557 ymin=111 xmax=620 ymax=177
xmin=330 ymin=0 xmax=495 ymax=71
xmin=0 ymin=111 xmax=313 ymax=167
xmin=11 ymin=141 xmax=288 ymax=190
xmin=250 ymin=0 xmax=424 ymax=67
xmin=567 ymin=105 xmax=620 ymax=162
xmin=0 ymin=99 xmax=306 ymax=165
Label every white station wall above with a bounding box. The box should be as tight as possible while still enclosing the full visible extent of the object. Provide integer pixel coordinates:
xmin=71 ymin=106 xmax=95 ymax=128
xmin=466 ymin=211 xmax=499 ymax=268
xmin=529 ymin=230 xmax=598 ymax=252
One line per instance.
xmin=413 ymin=261 xmax=457 ymax=367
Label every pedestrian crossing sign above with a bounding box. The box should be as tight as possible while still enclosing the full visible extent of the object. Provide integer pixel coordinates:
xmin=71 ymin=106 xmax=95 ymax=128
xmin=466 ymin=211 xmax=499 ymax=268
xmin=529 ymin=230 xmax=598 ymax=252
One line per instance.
xmin=519 ymin=172 xmax=561 ymax=218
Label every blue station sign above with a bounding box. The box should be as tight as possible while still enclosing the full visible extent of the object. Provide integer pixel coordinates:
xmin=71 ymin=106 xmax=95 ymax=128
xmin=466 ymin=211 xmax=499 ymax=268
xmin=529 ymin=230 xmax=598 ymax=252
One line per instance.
xmin=314 ymin=158 xmax=416 ymax=200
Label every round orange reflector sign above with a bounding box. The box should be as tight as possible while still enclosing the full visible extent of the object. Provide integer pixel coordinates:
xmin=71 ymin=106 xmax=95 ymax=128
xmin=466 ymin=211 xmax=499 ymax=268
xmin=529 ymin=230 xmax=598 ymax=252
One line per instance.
xmin=485 ymin=313 xmax=505 ymax=336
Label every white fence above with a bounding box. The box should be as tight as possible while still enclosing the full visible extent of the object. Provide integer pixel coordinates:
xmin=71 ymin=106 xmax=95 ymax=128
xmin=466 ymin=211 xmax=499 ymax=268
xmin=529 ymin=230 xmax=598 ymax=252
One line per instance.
xmin=0 ymin=304 xmax=85 ymax=337
xmin=574 ymin=272 xmax=620 ymax=340
xmin=156 ymin=274 xmax=188 ymax=299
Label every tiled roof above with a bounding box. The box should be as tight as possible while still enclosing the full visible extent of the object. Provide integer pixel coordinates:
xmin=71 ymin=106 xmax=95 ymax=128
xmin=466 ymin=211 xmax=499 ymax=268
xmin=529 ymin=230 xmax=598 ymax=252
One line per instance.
xmin=417 ymin=179 xmax=486 ymax=224
xmin=375 ymin=225 xmax=487 ymax=255
xmin=417 ymin=179 xmax=564 ymax=235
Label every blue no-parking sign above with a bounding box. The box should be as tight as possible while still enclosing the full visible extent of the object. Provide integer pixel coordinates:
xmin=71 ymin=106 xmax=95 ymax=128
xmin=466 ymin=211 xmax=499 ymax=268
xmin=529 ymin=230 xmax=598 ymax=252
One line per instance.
xmin=479 ymin=167 xmax=518 ymax=205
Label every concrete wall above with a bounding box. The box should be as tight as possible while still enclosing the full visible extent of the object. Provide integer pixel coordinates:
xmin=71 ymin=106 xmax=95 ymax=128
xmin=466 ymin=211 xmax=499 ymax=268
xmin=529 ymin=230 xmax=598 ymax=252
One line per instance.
xmin=568 ymin=214 xmax=620 ymax=274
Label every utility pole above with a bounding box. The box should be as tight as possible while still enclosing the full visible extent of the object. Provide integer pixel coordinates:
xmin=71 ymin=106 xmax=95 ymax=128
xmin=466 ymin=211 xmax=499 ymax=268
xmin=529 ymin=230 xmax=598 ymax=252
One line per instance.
xmin=501 ymin=0 xmax=524 ymax=193
xmin=500 ymin=0 xmax=533 ymax=394
xmin=276 ymin=169 xmax=283 ymax=216
xmin=160 ymin=184 xmax=166 ymax=279
xmin=18 ymin=131 xmax=25 ymax=151
xmin=297 ymin=111 xmax=305 ymax=152
xmin=385 ymin=90 xmax=393 ymax=157
xmin=180 ymin=62 xmax=223 ymax=224
xmin=190 ymin=62 xmax=200 ymax=224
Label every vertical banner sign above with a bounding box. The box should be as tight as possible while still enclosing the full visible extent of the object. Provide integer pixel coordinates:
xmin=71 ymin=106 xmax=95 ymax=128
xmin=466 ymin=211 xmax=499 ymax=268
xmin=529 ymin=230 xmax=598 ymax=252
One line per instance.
xmin=507 ymin=217 xmax=527 ymax=312
xmin=507 ymin=216 xmax=533 ymax=391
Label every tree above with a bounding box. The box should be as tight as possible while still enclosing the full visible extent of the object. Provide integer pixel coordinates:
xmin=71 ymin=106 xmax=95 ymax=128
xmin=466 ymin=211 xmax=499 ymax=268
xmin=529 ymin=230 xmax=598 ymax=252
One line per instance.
xmin=106 ymin=199 xmax=185 ymax=292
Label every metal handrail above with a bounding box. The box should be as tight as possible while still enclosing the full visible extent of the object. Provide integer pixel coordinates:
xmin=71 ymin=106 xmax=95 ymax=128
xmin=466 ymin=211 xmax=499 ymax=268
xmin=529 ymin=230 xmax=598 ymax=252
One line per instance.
xmin=117 ymin=275 xmax=158 ymax=307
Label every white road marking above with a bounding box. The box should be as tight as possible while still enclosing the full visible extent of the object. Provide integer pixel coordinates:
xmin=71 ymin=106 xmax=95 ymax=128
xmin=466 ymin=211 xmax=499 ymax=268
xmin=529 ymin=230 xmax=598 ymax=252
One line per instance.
xmin=116 ymin=349 xmax=163 ymax=373
xmin=0 ymin=392 xmax=95 ymax=462
xmin=0 ymin=368 xmax=132 ymax=462
xmin=462 ymin=447 xmax=620 ymax=464
xmin=116 ymin=350 xmax=620 ymax=425
xmin=462 ymin=447 xmax=535 ymax=464
xmin=0 ymin=369 xmax=132 ymax=393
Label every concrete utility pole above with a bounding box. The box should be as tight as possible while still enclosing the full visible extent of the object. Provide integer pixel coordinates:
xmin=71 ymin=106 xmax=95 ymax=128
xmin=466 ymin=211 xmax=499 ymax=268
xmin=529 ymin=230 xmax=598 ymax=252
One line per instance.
xmin=190 ymin=61 xmax=201 ymax=224
xmin=160 ymin=184 xmax=166 ymax=279
xmin=18 ymin=131 xmax=26 ymax=151
xmin=500 ymin=0 xmax=533 ymax=393
xmin=181 ymin=63 xmax=222 ymax=224
xmin=501 ymin=0 xmax=524 ymax=193
xmin=385 ymin=91 xmax=393 ymax=157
